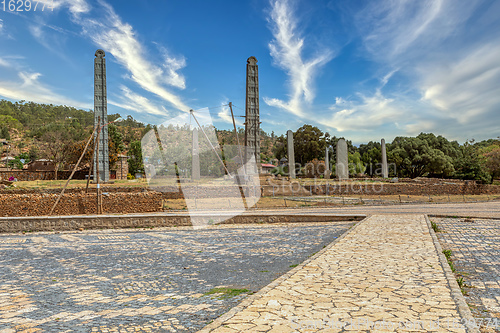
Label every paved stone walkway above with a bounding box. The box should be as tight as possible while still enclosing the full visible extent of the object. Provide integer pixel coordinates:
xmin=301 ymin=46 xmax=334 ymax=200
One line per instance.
xmin=0 ymin=223 xmax=352 ymax=332
xmin=201 ymin=215 xmax=475 ymax=332
xmin=433 ymin=217 xmax=500 ymax=332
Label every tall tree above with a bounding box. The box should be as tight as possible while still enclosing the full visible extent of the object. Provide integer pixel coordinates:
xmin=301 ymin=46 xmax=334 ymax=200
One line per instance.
xmin=453 ymin=140 xmax=492 ymax=183
xmin=388 ymin=135 xmax=455 ymax=178
xmin=293 ymin=125 xmax=328 ymax=165
xmin=128 ymin=140 xmax=144 ymax=176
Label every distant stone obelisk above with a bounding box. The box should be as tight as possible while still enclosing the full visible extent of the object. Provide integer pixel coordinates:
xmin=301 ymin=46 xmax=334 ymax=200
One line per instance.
xmin=381 ymin=138 xmax=388 ymax=178
xmin=192 ymin=128 xmax=200 ymax=180
xmin=325 ymin=146 xmax=330 ymax=179
xmin=287 ymin=130 xmax=296 ymax=179
xmin=244 ymin=56 xmax=260 ymax=174
xmin=93 ymin=49 xmax=109 ymax=183
xmin=336 ymin=139 xmax=349 ymax=180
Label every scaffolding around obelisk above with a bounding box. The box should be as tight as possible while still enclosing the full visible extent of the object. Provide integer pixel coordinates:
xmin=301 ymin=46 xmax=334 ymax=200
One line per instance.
xmin=93 ymin=49 xmax=110 ymax=183
xmin=244 ymin=56 xmax=261 ymax=174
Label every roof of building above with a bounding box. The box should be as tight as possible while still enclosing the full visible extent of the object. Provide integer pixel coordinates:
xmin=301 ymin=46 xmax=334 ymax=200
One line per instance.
xmin=261 ymin=163 xmax=277 ymax=168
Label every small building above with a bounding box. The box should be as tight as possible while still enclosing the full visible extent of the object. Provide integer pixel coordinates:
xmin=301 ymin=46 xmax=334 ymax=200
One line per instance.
xmin=27 ymin=159 xmax=56 ymax=171
xmin=279 ymin=157 xmax=288 ymax=166
xmin=261 ymin=163 xmax=277 ymax=174
xmin=111 ymin=154 xmax=129 ymax=180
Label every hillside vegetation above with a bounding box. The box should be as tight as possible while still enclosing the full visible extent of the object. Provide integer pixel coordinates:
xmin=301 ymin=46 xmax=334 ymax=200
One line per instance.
xmin=1 ymin=100 xmax=499 ymax=183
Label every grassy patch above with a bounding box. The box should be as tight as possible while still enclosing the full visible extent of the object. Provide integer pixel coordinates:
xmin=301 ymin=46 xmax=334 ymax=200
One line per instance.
xmin=443 ymin=249 xmax=456 ymax=272
xmin=431 ymin=221 xmax=441 ymax=232
xmin=289 ymin=264 xmax=298 ymax=268
xmin=203 ymin=288 xmax=250 ymax=299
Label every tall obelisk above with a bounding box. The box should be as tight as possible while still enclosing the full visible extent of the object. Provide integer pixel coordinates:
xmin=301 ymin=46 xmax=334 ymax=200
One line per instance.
xmin=93 ymin=49 xmax=109 ymax=182
xmin=244 ymin=56 xmax=261 ymax=174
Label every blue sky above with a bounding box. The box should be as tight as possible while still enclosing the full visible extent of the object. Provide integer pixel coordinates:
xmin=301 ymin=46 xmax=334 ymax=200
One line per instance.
xmin=0 ymin=0 xmax=499 ymax=144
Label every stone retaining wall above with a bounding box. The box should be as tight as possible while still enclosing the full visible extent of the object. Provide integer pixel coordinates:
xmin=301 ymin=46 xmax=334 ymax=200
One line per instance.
xmin=0 ymin=186 xmax=258 ymax=217
xmin=0 ymin=192 xmax=171 ymax=217
xmin=0 ymin=214 xmax=363 ymax=233
xmin=0 ymin=170 xmax=84 ymax=181
xmin=302 ymin=182 xmax=500 ymax=195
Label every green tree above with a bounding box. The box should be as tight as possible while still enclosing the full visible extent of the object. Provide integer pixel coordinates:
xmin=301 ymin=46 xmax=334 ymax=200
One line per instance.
xmin=128 ymin=140 xmax=144 ymax=176
xmin=388 ymin=135 xmax=455 ymax=178
xmin=272 ymin=134 xmax=286 ymax=161
xmin=453 ymin=140 xmax=492 ymax=183
xmin=348 ymin=151 xmax=366 ymax=175
xmin=293 ymin=125 xmax=328 ymax=165
xmin=0 ymin=126 xmax=9 ymax=140
xmin=358 ymin=141 xmax=381 ymax=176
xmin=480 ymin=139 xmax=500 ymax=179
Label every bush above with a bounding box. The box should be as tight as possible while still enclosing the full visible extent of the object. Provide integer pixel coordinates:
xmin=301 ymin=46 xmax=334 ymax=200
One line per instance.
xmin=127 ymin=173 xmax=134 ymax=180
xmin=304 ymin=159 xmax=327 ymax=178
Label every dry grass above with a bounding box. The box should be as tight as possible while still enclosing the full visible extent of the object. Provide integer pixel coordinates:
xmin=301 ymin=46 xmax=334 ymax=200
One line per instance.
xmin=160 ymin=193 xmax=500 ymax=211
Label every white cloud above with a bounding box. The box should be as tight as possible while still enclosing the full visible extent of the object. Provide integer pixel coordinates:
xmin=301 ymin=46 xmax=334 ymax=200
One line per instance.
xmin=0 ymin=18 xmax=13 ymax=39
xmin=156 ymin=44 xmax=187 ymax=89
xmin=73 ymin=1 xmax=189 ymax=112
xmin=109 ymin=86 xmax=169 ymax=117
xmin=0 ymin=71 xmax=90 ymax=108
xmin=323 ymin=91 xmax=404 ymax=132
xmin=217 ymin=103 xmax=243 ymax=126
xmin=0 ymin=57 xmax=9 ymax=68
xmin=331 ymin=0 xmax=500 ymax=142
xmin=420 ymin=42 xmax=500 ymax=124
xmin=355 ymin=0 xmax=480 ymax=63
xmin=37 ymin=0 xmax=90 ymax=16
xmin=264 ymin=0 xmax=333 ymax=117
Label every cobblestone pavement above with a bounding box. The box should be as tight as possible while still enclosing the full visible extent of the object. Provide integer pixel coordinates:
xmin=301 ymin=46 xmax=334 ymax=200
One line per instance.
xmin=433 ymin=217 xmax=500 ymax=332
xmin=201 ymin=215 xmax=475 ymax=333
xmin=0 ymin=222 xmax=353 ymax=332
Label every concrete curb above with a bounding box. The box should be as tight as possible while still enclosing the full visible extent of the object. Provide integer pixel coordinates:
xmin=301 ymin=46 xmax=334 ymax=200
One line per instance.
xmin=196 ymin=215 xmax=371 ymax=333
xmin=0 ymin=213 xmax=364 ymax=233
xmin=424 ymin=215 xmax=480 ymax=333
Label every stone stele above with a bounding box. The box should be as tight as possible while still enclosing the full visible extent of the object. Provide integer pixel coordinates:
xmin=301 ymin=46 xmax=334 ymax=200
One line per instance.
xmin=381 ymin=138 xmax=388 ymax=178
xmin=287 ymin=130 xmax=296 ymax=179
xmin=336 ymin=138 xmax=349 ymax=179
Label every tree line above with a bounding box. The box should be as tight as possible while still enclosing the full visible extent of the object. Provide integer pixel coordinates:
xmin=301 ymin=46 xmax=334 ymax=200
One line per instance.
xmin=271 ymin=125 xmax=499 ymax=183
xmin=0 ymin=100 xmax=149 ymax=179
xmin=1 ymin=100 xmax=498 ymax=183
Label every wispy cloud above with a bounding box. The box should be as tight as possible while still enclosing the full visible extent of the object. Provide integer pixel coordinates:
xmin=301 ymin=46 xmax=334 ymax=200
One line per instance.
xmin=72 ymin=0 xmax=189 ymax=113
xmin=28 ymin=25 xmax=64 ymax=56
xmin=0 ymin=57 xmax=9 ymax=68
xmin=0 ymin=71 xmax=90 ymax=108
xmin=420 ymin=42 xmax=500 ymax=124
xmin=155 ymin=44 xmax=187 ymax=90
xmin=324 ymin=91 xmax=404 ymax=132
xmin=355 ymin=0 xmax=479 ymax=63
xmin=324 ymin=0 xmax=500 ymax=142
xmin=37 ymin=0 xmax=91 ymax=16
xmin=217 ymin=102 xmax=243 ymax=126
xmin=32 ymin=0 xmax=189 ymax=115
xmin=0 ymin=18 xmax=14 ymax=39
xmin=109 ymin=86 xmax=169 ymax=117
xmin=264 ymin=0 xmax=333 ymax=117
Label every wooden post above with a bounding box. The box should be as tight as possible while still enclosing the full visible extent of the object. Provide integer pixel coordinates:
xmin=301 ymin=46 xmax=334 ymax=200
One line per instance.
xmin=49 ymin=124 xmax=97 ymax=216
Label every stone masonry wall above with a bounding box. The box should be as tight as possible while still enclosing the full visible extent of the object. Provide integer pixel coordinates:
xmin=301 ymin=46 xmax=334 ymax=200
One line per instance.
xmin=0 ymin=214 xmax=362 ymax=233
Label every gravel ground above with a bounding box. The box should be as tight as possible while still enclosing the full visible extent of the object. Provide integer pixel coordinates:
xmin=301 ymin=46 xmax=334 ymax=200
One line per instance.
xmin=433 ymin=217 xmax=500 ymax=333
xmin=0 ymin=222 xmax=353 ymax=332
